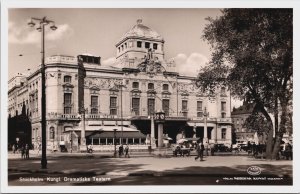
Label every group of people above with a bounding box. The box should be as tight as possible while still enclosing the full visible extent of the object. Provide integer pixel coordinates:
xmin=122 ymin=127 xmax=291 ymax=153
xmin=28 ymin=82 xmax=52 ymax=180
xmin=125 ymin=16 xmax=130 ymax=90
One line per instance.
xmin=12 ymin=143 xmax=42 ymax=158
xmin=118 ymin=144 xmax=130 ymax=158
xmin=281 ymin=142 xmax=293 ymax=160
xmin=12 ymin=144 xmax=30 ymax=159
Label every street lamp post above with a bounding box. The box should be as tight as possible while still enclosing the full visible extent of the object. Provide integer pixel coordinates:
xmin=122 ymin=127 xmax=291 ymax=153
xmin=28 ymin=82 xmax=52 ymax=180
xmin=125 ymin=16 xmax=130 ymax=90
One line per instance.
xmin=28 ymin=17 xmax=58 ymax=169
xmin=113 ymin=128 xmax=118 ymax=157
xmin=203 ymin=107 xmax=208 ymax=144
xmin=80 ymin=104 xmax=87 ymax=149
xmin=115 ymin=83 xmax=126 ymax=144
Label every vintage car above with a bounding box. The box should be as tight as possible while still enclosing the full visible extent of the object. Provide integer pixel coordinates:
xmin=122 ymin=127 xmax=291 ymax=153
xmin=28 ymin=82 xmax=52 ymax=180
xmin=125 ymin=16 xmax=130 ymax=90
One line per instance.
xmin=213 ymin=143 xmax=231 ymax=152
xmin=172 ymin=138 xmax=200 ymax=157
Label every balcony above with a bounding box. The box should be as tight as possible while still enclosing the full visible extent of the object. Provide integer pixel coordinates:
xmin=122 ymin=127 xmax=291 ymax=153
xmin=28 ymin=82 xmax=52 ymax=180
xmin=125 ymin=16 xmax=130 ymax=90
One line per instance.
xmin=217 ymin=117 xmax=232 ymax=124
xmin=47 ymin=112 xmax=80 ymax=120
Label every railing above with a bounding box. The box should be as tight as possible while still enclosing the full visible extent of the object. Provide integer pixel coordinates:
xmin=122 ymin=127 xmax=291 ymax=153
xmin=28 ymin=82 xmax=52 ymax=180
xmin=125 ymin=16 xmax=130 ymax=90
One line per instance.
xmin=47 ymin=113 xmax=80 ymax=120
xmin=90 ymin=144 xmax=149 ymax=152
xmin=215 ymin=139 xmax=232 ymax=144
xmin=217 ymin=117 xmax=232 ymax=123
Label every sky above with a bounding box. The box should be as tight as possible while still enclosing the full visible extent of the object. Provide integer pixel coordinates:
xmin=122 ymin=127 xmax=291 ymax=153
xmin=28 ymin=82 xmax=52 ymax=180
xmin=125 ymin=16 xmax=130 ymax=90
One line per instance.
xmin=8 ymin=9 xmax=221 ymax=76
xmin=8 ymin=8 xmax=242 ymax=108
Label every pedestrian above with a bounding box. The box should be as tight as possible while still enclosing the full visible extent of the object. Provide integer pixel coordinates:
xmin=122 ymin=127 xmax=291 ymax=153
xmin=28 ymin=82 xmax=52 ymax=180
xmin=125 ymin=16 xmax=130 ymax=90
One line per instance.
xmin=15 ymin=144 xmax=19 ymax=154
xmin=118 ymin=144 xmax=124 ymax=157
xmin=87 ymin=144 xmax=93 ymax=153
xmin=20 ymin=145 xmax=25 ymax=159
xmin=199 ymin=142 xmax=204 ymax=161
xmin=12 ymin=144 xmax=16 ymax=154
xmin=285 ymin=143 xmax=292 ymax=160
xmin=204 ymin=142 xmax=209 ymax=156
xmin=37 ymin=143 xmax=41 ymax=156
xmin=124 ymin=144 xmax=130 ymax=158
xmin=25 ymin=144 xmax=30 ymax=159
xmin=195 ymin=143 xmax=203 ymax=160
xmin=210 ymin=144 xmax=215 ymax=156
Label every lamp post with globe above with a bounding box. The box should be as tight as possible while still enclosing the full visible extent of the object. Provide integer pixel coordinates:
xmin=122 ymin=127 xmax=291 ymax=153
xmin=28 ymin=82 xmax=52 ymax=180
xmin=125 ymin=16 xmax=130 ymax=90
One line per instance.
xmin=28 ymin=17 xmax=58 ymax=169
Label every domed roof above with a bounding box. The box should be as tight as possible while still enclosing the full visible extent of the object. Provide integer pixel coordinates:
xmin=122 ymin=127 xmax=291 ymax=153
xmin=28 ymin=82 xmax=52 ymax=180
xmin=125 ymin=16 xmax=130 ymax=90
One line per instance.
xmin=119 ymin=19 xmax=163 ymax=43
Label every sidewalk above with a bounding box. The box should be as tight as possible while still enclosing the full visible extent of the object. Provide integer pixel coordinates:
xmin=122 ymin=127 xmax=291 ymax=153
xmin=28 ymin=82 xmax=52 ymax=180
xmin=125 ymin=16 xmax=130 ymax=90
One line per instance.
xmin=8 ymin=153 xmax=293 ymax=178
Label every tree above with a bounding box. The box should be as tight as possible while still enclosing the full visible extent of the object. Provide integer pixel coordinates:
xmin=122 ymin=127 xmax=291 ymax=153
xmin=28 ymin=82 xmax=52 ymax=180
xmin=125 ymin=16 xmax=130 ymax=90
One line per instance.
xmin=197 ymin=9 xmax=292 ymax=159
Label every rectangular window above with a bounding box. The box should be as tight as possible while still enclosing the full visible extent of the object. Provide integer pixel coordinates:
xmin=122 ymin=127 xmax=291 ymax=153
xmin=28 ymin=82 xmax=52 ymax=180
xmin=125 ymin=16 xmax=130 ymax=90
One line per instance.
xmin=91 ymin=96 xmax=98 ymax=107
xmin=132 ymin=98 xmax=140 ymax=116
xmin=137 ymin=41 xmax=142 ymax=48
xmin=221 ymin=101 xmax=226 ymax=111
xmin=148 ymin=99 xmax=155 ymax=115
xmin=197 ymin=101 xmax=203 ymax=111
xmin=64 ymin=107 xmax=72 ymax=114
xmin=221 ymin=113 xmax=226 ymax=118
xmin=91 ymin=96 xmax=98 ymax=114
xmin=222 ymin=128 xmax=227 ymax=139
xmin=64 ymin=76 xmax=71 ymax=83
xmin=64 ymin=93 xmax=72 ymax=114
xmin=64 ymin=93 xmax=72 ymax=105
xmin=162 ymin=99 xmax=169 ymax=116
xmin=183 ymin=112 xmax=188 ymax=117
xmin=148 ymin=83 xmax=154 ymax=90
xmin=110 ymin=97 xmax=117 ymax=115
xmin=132 ymin=82 xmax=139 ymax=89
xmin=153 ymin=43 xmax=158 ymax=50
xmin=163 ymin=84 xmax=169 ymax=91
xmin=182 ymin=100 xmax=188 ymax=111
xmin=197 ymin=112 xmax=203 ymax=117
xmin=145 ymin=42 xmax=150 ymax=48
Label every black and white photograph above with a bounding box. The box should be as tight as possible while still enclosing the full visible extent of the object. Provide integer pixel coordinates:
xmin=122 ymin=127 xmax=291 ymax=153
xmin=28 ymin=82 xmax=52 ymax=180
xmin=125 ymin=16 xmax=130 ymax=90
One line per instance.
xmin=1 ymin=0 xmax=299 ymax=193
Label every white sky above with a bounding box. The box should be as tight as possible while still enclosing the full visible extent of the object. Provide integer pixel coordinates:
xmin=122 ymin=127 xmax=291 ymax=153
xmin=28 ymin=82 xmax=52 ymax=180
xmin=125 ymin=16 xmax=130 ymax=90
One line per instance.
xmin=8 ymin=9 xmax=222 ymax=76
xmin=8 ymin=8 xmax=242 ymax=108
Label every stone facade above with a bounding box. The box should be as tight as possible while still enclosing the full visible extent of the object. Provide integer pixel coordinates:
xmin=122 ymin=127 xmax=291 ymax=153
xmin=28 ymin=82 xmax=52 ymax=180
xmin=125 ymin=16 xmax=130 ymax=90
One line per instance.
xmin=8 ymin=20 xmax=232 ymax=151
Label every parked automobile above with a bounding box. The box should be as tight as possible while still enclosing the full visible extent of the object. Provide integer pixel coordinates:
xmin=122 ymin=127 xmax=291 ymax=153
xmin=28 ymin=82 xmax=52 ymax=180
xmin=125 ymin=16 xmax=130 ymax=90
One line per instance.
xmin=171 ymin=144 xmax=191 ymax=157
xmin=214 ymin=144 xmax=231 ymax=152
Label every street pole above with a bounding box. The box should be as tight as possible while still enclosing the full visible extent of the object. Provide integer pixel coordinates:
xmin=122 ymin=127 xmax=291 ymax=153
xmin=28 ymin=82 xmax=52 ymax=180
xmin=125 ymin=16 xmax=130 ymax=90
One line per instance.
xmin=81 ymin=104 xmax=86 ymax=148
xmin=28 ymin=17 xmax=58 ymax=169
xmin=113 ymin=129 xmax=117 ymax=157
xmin=150 ymin=114 xmax=155 ymax=149
xmin=203 ymin=107 xmax=208 ymax=144
xmin=40 ymin=21 xmax=47 ymax=169
xmin=120 ymin=86 xmax=123 ymax=145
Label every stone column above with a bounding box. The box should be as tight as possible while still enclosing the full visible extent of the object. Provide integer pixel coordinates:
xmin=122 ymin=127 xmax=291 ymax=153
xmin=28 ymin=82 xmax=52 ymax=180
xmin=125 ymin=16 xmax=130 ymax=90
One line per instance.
xmin=215 ymin=125 xmax=218 ymax=143
xmin=151 ymin=115 xmax=155 ymax=147
xmin=158 ymin=124 xmax=164 ymax=148
xmin=193 ymin=125 xmax=197 ymax=138
xmin=80 ymin=113 xmax=86 ymax=146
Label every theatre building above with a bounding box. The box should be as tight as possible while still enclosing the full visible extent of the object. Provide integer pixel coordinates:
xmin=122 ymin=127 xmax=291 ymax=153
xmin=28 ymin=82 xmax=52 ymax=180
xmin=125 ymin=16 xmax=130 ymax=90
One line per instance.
xmin=8 ymin=20 xmax=232 ymax=151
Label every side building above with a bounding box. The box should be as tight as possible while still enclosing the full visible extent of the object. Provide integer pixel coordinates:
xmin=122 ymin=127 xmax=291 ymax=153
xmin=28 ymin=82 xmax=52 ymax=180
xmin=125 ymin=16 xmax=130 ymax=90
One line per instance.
xmin=231 ymin=104 xmax=255 ymax=143
xmin=8 ymin=20 xmax=232 ymax=151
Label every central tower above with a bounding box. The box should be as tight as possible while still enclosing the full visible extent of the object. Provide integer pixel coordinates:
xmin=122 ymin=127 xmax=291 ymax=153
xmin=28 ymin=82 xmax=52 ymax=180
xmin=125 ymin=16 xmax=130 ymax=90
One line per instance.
xmin=115 ymin=19 xmax=165 ymax=68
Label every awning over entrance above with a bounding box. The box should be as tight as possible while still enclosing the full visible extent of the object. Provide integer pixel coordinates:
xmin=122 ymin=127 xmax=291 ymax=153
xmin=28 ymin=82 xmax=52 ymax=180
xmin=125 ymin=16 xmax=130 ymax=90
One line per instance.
xmin=87 ymin=131 xmax=146 ymax=139
xmin=72 ymin=125 xmax=139 ymax=132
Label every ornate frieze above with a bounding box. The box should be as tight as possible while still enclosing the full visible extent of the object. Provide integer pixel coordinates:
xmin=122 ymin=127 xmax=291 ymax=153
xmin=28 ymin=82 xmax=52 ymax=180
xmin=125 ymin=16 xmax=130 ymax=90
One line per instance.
xmin=84 ymin=78 xmax=123 ymax=90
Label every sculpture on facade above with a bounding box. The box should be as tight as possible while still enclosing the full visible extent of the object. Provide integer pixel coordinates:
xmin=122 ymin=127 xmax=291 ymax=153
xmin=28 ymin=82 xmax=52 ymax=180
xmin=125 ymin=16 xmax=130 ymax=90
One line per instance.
xmin=137 ymin=48 xmax=163 ymax=76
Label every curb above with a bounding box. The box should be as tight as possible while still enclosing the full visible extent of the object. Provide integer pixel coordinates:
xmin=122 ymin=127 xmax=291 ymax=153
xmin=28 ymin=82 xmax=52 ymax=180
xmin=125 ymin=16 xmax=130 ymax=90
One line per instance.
xmin=8 ymin=168 xmax=291 ymax=179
